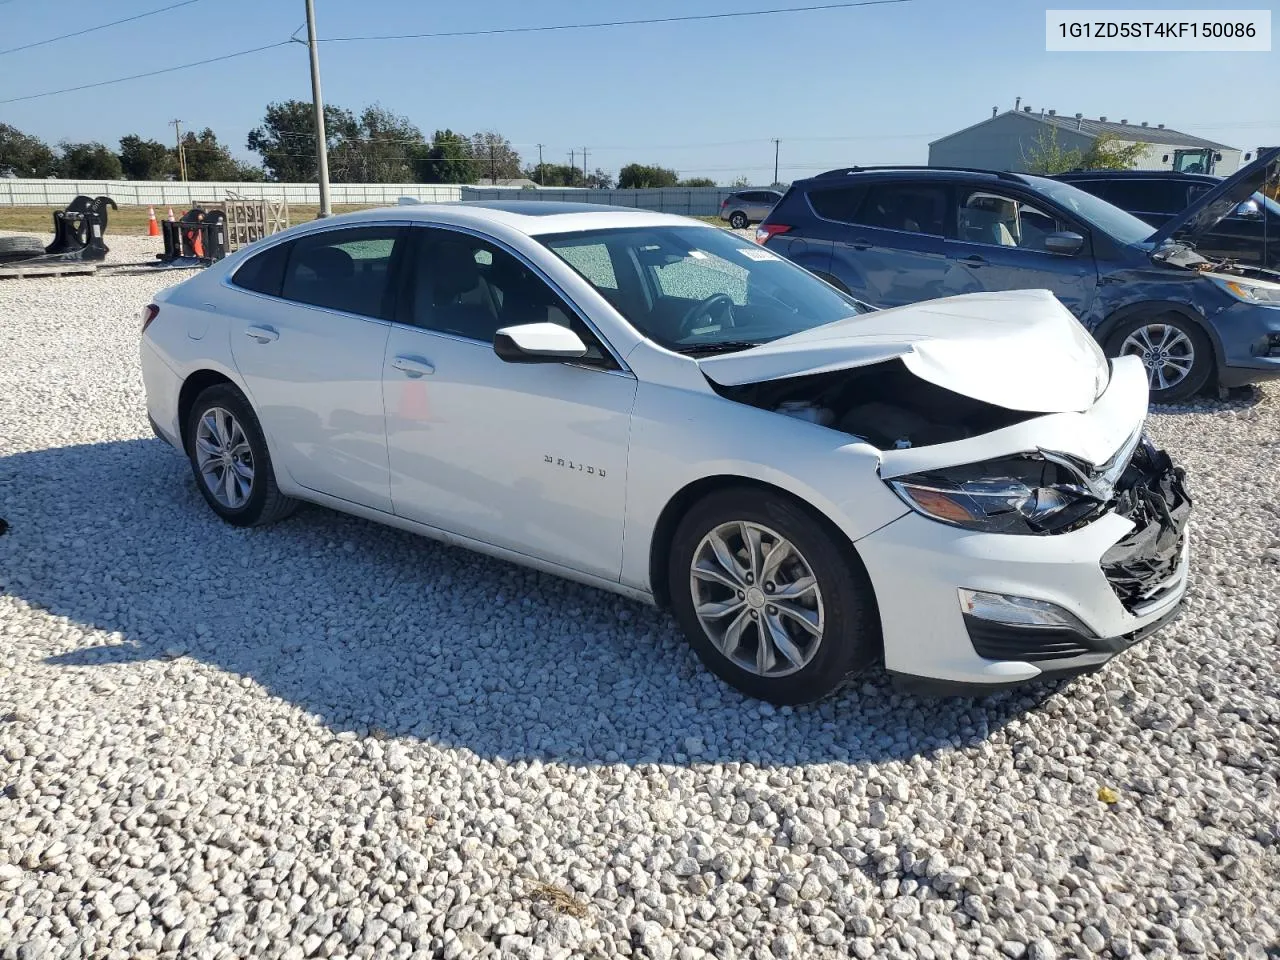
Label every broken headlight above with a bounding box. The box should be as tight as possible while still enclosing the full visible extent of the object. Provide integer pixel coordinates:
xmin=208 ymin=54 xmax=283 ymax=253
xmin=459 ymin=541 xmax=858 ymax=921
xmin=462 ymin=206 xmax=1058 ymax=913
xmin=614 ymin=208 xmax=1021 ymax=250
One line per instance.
xmin=886 ymin=455 xmax=1106 ymax=535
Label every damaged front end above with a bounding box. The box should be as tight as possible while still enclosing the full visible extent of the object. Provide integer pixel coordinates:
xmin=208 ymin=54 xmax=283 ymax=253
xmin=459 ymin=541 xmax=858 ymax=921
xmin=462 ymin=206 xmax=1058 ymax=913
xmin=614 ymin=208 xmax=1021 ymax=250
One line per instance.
xmin=1099 ymin=439 xmax=1192 ymax=612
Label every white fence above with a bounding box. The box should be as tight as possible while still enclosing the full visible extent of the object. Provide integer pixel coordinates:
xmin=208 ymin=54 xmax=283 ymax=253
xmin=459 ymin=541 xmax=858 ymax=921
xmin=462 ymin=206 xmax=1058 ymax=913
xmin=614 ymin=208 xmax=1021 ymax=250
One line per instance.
xmin=0 ymin=179 xmax=463 ymax=207
xmin=0 ymin=179 xmax=764 ymax=217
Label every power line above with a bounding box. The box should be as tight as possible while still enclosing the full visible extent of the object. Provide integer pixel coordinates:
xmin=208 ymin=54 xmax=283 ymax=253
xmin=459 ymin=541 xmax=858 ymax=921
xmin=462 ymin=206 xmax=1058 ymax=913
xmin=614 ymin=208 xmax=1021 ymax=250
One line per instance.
xmin=0 ymin=0 xmax=202 ymax=56
xmin=319 ymin=0 xmax=913 ymax=43
xmin=0 ymin=41 xmax=291 ymax=104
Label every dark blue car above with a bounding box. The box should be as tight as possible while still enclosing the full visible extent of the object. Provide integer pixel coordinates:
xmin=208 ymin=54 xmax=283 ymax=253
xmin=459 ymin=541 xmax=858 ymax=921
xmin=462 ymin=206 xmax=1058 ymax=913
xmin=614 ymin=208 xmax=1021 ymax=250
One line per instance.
xmin=758 ymin=148 xmax=1280 ymax=402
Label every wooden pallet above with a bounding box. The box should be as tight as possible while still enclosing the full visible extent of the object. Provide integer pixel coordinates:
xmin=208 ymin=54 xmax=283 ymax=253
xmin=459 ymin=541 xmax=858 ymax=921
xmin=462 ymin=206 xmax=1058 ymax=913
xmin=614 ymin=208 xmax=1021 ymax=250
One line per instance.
xmin=0 ymin=261 xmax=99 ymax=279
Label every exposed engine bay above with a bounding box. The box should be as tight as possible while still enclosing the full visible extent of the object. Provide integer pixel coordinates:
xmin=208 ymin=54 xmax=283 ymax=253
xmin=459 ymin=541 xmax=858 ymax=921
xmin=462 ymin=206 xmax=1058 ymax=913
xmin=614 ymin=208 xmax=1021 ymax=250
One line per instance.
xmin=709 ymin=358 xmax=1037 ymax=450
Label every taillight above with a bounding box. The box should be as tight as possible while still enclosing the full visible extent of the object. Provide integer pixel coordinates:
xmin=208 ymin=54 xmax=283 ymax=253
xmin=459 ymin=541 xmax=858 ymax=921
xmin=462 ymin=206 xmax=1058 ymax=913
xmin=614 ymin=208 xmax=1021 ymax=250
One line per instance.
xmin=140 ymin=304 xmax=160 ymax=333
xmin=755 ymin=223 xmax=791 ymax=245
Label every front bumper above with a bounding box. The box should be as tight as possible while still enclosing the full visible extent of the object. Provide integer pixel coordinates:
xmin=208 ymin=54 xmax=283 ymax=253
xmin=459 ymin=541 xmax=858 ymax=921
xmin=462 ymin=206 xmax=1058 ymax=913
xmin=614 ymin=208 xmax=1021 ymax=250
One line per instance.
xmin=1210 ymin=301 xmax=1280 ymax=387
xmin=858 ymin=443 xmax=1191 ymax=692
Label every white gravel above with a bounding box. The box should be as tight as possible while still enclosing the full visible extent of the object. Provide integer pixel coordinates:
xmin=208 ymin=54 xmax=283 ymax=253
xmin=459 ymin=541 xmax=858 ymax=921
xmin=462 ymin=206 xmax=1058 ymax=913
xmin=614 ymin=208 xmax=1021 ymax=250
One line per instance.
xmin=2 ymin=229 xmax=1280 ymax=960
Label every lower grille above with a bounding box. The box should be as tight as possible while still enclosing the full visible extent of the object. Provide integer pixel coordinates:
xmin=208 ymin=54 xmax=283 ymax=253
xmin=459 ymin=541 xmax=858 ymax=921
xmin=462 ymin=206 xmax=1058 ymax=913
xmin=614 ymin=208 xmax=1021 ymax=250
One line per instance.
xmin=964 ymin=618 xmax=1094 ymax=661
xmin=1101 ymin=439 xmax=1191 ymax=613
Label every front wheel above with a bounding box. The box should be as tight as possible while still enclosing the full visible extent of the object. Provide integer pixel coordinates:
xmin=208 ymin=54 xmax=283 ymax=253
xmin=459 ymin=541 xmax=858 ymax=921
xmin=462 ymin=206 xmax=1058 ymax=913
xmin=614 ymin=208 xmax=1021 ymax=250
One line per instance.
xmin=185 ymin=383 xmax=297 ymax=527
xmin=728 ymin=211 xmax=749 ymax=230
xmin=1105 ymin=313 xmax=1213 ymax=403
xmin=668 ymin=488 xmax=880 ymax=704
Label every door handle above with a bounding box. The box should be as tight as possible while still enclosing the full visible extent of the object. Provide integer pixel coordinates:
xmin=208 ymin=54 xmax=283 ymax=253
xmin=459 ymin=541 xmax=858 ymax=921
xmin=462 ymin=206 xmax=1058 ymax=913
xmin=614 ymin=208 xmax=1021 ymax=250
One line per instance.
xmin=850 ymin=239 xmax=872 ymax=250
xmin=392 ymin=355 xmax=435 ymax=377
xmin=959 ymin=255 xmax=987 ymax=266
xmin=244 ymin=325 xmax=278 ymax=343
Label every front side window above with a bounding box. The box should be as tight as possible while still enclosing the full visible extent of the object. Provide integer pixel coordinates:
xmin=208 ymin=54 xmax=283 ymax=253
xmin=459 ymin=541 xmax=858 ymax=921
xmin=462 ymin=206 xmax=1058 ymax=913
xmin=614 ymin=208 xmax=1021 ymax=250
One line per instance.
xmin=540 ymin=225 xmax=872 ymax=355
xmin=279 ymin=226 xmax=403 ymax=318
xmin=404 ymin=228 xmax=613 ymax=364
xmin=853 ymin=183 xmax=948 ymax=235
xmin=955 ymin=190 xmax=1070 ymax=251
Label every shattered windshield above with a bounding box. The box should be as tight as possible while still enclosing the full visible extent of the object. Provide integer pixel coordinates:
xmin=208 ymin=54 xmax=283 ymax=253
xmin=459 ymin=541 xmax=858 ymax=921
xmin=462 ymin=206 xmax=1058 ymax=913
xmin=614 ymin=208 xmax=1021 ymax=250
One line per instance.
xmin=539 ymin=225 xmax=872 ymax=354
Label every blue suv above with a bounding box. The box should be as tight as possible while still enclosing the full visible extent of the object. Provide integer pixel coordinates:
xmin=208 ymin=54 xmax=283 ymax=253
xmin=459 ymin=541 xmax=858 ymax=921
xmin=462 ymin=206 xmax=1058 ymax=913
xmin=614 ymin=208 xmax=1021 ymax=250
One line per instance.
xmin=757 ymin=149 xmax=1280 ymax=402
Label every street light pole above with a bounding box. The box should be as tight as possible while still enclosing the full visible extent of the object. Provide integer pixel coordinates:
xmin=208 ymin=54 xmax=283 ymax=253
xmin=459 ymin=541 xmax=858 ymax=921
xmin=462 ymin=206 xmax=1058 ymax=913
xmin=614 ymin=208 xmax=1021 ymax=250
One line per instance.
xmin=169 ymin=119 xmax=187 ymax=181
xmin=305 ymin=0 xmax=332 ymax=217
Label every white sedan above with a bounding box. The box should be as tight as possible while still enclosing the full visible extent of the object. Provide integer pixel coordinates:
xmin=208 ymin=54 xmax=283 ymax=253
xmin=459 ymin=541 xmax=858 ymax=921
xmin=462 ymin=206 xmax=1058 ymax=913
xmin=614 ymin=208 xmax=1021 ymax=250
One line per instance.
xmin=140 ymin=202 xmax=1191 ymax=703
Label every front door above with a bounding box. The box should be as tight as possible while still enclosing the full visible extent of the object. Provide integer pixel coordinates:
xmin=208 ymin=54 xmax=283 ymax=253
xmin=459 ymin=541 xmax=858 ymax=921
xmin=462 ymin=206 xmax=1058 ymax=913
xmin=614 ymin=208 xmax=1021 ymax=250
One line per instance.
xmin=383 ymin=227 xmax=637 ymax=580
xmin=228 ymin=224 xmax=405 ymax=512
xmin=944 ymin=188 xmax=1099 ymax=320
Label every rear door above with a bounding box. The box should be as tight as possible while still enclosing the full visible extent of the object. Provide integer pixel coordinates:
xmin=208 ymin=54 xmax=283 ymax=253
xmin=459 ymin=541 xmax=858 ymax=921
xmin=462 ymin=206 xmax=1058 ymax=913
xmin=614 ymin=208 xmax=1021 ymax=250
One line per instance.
xmin=825 ymin=180 xmax=953 ymax=307
xmin=943 ymin=187 xmax=1098 ymax=319
xmin=227 ymin=224 xmax=405 ymax=512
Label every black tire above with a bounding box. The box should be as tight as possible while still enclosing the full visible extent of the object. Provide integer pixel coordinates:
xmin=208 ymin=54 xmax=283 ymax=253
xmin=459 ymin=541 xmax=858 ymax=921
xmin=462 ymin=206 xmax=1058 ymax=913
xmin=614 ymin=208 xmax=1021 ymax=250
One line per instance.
xmin=185 ymin=383 xmax=298 ymax=527
xmin=667 ymin=487 xmax=880 ymax=704
xmin=729 ymin=211 xmax=749 ymax=230
xmin=0 ymin=235 xmax=46 ymax=260
xmin=1104 ymin=312 xmax=1213 ymax=403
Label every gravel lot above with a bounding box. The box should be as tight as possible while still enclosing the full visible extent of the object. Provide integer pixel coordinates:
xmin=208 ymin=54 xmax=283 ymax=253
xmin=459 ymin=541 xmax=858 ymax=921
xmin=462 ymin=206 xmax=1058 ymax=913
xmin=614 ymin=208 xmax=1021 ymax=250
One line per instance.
xmin=2 ymin=231 xmax=1279 ymax=960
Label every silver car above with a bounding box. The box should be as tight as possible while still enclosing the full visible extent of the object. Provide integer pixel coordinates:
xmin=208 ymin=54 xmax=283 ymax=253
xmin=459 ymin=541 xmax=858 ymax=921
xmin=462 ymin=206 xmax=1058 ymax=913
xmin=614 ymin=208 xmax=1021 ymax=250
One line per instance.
xmin=719 ymin=189 xmax=783 ymax=229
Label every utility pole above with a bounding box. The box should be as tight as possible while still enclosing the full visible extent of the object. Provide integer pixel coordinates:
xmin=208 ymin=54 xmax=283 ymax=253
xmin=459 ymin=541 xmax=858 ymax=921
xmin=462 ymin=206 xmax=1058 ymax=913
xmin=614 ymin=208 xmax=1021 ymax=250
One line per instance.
xmin=772 ymin=138 xmax=780 ymax=186
xmin=489 ymin=145 xmax=496 ymax=184
xmin=536 ymin=143 xmax=544 ymax=184
xmin=305 ymin=0 xmax=332 ymax=217
xmin=582 ymin=147 xmax=588 ymax=187
xmin=569 ymin=149 xmax=575 ymax=182
xmin=169 ymin=119 xmax=187 ymax=181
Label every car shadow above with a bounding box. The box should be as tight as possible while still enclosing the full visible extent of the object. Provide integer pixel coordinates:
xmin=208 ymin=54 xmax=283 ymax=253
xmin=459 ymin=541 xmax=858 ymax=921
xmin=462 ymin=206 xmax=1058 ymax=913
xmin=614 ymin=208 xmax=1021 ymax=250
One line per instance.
xmin=2 ymin=439 xmax=1067 ymax=768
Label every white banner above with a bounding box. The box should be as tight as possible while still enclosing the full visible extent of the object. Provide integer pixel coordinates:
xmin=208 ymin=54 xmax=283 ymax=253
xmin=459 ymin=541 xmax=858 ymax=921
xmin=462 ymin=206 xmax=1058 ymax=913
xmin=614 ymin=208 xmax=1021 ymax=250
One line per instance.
xmin=1046 ymin=9 xmax=1271 ymax=51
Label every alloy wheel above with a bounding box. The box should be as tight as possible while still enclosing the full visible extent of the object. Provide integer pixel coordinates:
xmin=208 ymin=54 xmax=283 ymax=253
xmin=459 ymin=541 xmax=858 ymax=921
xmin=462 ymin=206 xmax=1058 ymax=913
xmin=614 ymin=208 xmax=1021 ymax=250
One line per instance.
xmin=689 ymin=520 xmax=825 ymax=678
xmin=194 ymin=406 xmax=255 ymax=509
xmin=1119 ymin=323 xmax=1195 ymax=392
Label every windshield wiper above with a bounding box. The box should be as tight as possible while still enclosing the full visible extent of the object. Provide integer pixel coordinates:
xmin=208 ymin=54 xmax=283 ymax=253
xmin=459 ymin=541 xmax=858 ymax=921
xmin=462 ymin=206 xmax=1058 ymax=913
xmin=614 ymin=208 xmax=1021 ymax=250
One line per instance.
xmin=671 ymin=340 xmax=764 ymax=356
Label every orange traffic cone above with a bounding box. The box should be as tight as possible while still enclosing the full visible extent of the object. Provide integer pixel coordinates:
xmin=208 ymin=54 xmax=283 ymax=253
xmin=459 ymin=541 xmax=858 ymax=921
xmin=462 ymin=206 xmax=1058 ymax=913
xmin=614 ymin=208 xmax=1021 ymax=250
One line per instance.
xmin=167 ymin=207 xmax=175 ymax=222
xmin=147 ymin=207 xmax=160 ymax=237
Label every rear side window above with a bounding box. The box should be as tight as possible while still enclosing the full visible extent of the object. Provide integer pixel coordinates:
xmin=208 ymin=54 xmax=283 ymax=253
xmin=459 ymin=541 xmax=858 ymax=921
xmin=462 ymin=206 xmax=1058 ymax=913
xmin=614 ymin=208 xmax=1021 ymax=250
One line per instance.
xmin=231 ymin=241 xmax=290 ymax=296
xmin=854 ymin=183 xmax=948 ymax=235
xmin=1105 ymin=180 xmax=1190 ymax=215
xmin=280 ymin=226 xmax=403 ymax=318
xmin=807 ymin=185 xmax=867 ymax=223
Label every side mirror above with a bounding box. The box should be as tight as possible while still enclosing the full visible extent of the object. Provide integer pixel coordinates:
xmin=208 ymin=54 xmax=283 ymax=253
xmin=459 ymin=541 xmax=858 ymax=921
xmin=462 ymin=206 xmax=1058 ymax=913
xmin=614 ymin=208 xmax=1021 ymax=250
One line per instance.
xmin=1044 ymin=231 xmax=1085 ymax=255
xmin=493 ymin=322 xmax=588 ymax=363
xmin=1235 ymin=199 xmax=1262 ymax=219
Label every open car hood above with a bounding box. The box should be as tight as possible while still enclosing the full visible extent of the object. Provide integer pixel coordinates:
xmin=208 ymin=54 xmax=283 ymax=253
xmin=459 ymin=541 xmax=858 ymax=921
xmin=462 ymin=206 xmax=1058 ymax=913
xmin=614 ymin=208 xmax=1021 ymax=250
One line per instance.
xmin=1146 ymin=146 xmax=1280 ymax=246
xmin=698 ymin=288 xmax=1109 ymax=414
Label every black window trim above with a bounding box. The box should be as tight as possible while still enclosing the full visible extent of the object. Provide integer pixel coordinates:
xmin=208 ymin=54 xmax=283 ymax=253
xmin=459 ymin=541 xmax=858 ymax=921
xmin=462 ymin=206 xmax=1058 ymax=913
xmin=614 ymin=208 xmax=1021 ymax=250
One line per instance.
xmin=224 ymin=220 xmax=414 ymax=325
xmin=393 ymin=221 xmax=633 ymax=375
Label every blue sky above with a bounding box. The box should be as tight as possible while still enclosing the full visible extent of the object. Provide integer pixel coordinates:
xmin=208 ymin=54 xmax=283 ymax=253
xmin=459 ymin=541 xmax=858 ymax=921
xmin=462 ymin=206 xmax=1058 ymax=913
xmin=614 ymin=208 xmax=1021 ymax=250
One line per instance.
xmin=1 ymin=0 xmax=1276 ymax=182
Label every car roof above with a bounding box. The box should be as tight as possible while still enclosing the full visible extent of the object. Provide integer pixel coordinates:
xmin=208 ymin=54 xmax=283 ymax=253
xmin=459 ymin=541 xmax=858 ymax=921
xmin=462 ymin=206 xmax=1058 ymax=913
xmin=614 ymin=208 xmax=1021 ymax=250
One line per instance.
xmin=1053 ymin=170 xmax=1221 ymax=182
xmin=290 ymin=200 xmax=710 ymax=237
xmin=793 ymin=166 xmax=1036 ymax=188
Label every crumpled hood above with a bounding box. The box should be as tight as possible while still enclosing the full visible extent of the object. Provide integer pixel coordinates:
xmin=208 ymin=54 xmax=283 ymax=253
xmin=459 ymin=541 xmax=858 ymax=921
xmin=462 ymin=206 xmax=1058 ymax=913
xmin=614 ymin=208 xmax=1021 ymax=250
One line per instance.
xmin=698 ymin=288 xmax=1109 ymax=414
xmin=1147 ymin=146 xmax=1280 ymax=246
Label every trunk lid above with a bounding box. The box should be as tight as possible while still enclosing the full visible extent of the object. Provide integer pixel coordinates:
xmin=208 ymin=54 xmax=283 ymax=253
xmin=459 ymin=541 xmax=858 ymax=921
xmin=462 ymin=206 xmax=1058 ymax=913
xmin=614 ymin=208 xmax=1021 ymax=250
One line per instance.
xmin=697 ymin=288 xmax=1109 ymax=414
xmin=1146 ymin=146 xmax=1280 ymax=247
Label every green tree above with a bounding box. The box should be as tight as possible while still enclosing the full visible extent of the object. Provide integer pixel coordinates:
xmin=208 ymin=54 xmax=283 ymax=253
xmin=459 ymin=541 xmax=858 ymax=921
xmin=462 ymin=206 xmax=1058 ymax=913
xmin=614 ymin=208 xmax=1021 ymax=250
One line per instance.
xmin=678 ymin=177 xmax=717 ymax=187
xmin=179 ymin=128 xmax=261 ymax=181
xmin=618 ymin=163 xmax=680 ymax=188
xmin=469 ymin=131 xmax=522 ymax=182
xmin=414 ymin=128 xmax=474 ymax=183
xmin=330 ymin=104 xmax=423 ymax=183
xmin=526 ymin=162 xmax=583 ymax=187
xmin=248 ymin=100 xmax=359 ymax=182
xmin=119 ymin=135 xmax=173 ymax=180
xmin=0 ymin=124 xmax=57 ymax=178
xmin=729 ymin=175 xmax=750 ymax=188
xmin=586 ymin=168 xmax=615 ymax=189
xmin=1022 ymin=126 xmax=1081 ymax=175
xmin=57 ymin=142 xmax=123 ymax=179
xmin=1079 ymin=132 xmax=1146 ymax=171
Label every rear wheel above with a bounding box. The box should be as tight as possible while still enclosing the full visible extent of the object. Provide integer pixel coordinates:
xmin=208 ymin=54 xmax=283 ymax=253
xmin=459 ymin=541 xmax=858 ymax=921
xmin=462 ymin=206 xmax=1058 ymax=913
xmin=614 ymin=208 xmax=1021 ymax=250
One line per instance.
xmin=729 ymin=211 xmax=749 ymax=230
xmin=1105 ymin=313 xmax=1212 ymax=403
xmin=668 ymin=488 xmax=880 ymax=704
xmin=185 ymin=384 xmax=297 ymax=527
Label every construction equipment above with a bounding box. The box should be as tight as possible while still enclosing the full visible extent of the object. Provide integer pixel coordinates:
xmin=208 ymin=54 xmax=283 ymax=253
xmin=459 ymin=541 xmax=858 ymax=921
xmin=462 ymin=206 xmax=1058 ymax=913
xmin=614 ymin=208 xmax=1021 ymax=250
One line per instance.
xmin=0 ymin=195 xmax=119 ymax=266
xmin=154 ymin=207 xmax=228 ymax=266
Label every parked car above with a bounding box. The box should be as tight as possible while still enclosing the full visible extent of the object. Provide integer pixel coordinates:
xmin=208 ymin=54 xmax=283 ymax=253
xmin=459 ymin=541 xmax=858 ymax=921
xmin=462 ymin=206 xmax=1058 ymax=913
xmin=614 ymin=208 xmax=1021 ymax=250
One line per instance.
xmin=757 ymin=149 xmax=1280 ymax=402
xmin=720 ymin=189 xmax=782 ymax=230
xmin=1053 ymin=168 xmax=1280 ymax=270
xmin=142 ymin=201 xmax=1190 ymax=703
